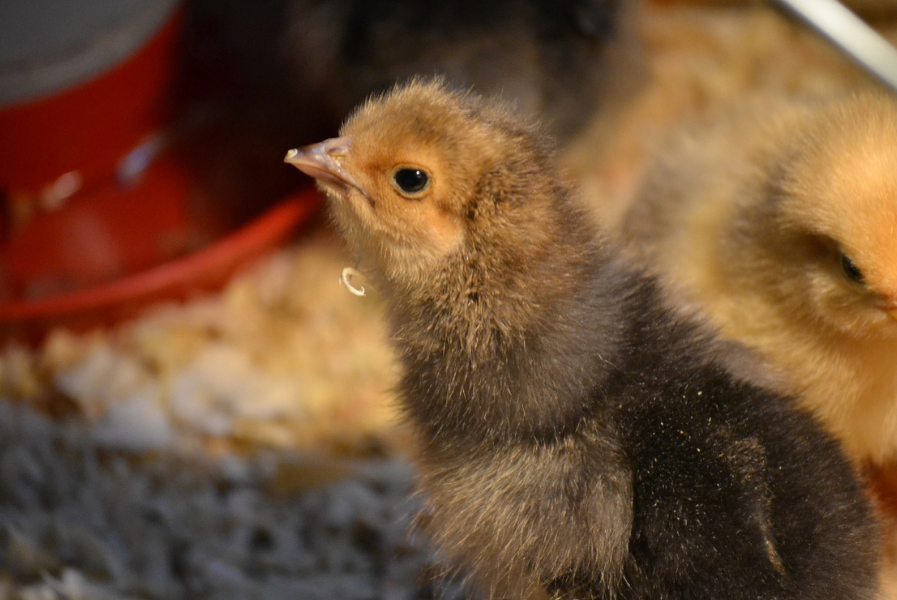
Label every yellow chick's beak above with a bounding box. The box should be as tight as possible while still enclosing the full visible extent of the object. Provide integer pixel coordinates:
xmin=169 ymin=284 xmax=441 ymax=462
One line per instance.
xmin=284 ymin=137 xmax=365 ymax=198
xmin=881 ymin=299 xmax=897 ymax=322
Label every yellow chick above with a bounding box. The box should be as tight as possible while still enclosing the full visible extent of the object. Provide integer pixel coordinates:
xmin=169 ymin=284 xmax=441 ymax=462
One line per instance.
xmin=618 ymin=92 xmax=897 ymax=468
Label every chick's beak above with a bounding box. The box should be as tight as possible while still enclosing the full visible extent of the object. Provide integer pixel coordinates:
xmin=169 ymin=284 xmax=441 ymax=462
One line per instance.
xmin=284 ymin=137 xmax=363 ymax=197
xmin=881 ymin=298 xmax=897 ymax=322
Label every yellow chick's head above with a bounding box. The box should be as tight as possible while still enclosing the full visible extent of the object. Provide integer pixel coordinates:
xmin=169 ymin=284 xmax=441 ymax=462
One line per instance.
xmin=285 ymin=79 xmax=563 ymax=294
xmin=767 ymin=93 xmax=897 ymax=338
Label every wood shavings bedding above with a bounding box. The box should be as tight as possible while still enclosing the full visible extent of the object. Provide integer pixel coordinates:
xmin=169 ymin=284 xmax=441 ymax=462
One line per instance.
xmin=0 ymin=229 xmax=403 ymax=457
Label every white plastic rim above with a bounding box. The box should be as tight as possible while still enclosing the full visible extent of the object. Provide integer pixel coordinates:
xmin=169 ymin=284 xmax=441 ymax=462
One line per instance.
xmin=775 ymin=0 xmax=897 ymax=94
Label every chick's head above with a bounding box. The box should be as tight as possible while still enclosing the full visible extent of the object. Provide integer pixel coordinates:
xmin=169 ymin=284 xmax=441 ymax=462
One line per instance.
xmin=760 ymin=94 xmax=897 ymax=338
xmin=286 ymin=79 xmax=562 ymax=291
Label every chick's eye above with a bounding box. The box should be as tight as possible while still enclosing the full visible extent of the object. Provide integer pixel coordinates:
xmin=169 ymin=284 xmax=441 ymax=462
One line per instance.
xmin=840 ymin=252 xmax=864 ymax=284
xmin=392 ymin=168 xmax=430 ymax=195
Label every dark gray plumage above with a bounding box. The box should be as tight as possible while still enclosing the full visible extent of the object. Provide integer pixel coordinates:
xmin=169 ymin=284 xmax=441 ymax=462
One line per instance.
xmin=283 ymin=0 xmax=642 ymax=141
xmin=285 ymin=80 xmax=880 ymax=600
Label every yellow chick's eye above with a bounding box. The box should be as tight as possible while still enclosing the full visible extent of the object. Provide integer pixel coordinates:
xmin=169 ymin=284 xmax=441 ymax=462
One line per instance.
xmin=840 ymin=252 xmax=865 ymax=285
xmin=392 ymin=167 xmax=430 ymax=197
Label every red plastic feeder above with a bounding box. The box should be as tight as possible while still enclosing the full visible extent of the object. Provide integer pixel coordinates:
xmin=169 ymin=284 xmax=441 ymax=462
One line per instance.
xmin=0 ymin=0 xmax=320 ymax=341
xmin=0 ymin=189 xmax=322 ymax=340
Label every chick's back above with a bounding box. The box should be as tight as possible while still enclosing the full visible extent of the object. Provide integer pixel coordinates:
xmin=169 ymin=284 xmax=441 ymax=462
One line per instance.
xmin=607 ymin=283 xmax=877 ymax=599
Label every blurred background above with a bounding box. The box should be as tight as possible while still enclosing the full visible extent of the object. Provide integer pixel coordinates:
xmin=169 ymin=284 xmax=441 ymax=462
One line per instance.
xmin=1 ymin=0 xmax=896 ymax=598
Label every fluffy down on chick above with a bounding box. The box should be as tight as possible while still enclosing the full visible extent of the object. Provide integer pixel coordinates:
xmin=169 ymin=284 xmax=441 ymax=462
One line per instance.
xmin=618 ymin=92 xmax=897 ymax=470
xmin=285 ymin=80 xmax=879 ymax=600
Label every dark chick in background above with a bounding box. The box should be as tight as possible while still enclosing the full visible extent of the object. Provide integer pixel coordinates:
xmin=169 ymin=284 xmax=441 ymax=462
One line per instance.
xmin=617 ymin=93 xmax=897 ymax=473
xmin=285 ymin=81 xmax=879 ymax=600
xmin=283 ymin=0 xmax=642 ymax=142
xmin=180 ymin=0 xmax=641 ymax=222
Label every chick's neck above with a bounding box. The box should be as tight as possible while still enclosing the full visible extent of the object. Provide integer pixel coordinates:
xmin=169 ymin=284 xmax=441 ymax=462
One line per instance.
xmin=388 ymin=197 xmax=627 ymax=448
